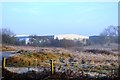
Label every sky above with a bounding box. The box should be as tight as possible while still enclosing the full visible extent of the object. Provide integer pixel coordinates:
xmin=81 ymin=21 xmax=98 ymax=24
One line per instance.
xmin=1 ymin=2 xmax=118 ymax=36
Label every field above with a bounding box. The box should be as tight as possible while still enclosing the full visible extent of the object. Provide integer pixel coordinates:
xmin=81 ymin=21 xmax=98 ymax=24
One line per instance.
xmin=2 ymin=45 xmax=119 ymax=79
xmin=0 ymin=46 xmax=15 ymax=51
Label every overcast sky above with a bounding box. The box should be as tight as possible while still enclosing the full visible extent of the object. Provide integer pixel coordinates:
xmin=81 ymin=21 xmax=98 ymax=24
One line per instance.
xmin=2 ymin=2 xmax=118 ymax=36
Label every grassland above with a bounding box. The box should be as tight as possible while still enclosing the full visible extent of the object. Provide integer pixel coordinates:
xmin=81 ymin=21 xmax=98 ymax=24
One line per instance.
xmin=5 ymin=47 xmax=118 ymax=78
xmin=0 ymin=46 xmax=15 ymax=51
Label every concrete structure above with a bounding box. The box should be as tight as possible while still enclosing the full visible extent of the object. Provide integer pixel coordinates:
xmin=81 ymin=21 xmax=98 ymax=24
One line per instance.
xmin=15 ymin=35 xmax=30 ymax=44
xmin=15 ymin=35 xmax=54 ymax=44
xmin=54 ymin=34 xmax=89 ymax=44
xmin=15 ymin=34 xmax=89 ymax=45
xmin=54 ymin=34 xmax=89 ymax=40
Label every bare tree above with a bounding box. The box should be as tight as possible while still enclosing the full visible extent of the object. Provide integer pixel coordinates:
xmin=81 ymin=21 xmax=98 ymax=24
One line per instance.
xmin=100 ymin=25 xmax=118 ymax=44
xmin=1 ymin=28 xmax=16 ymax=45
xmin=100 ymin=25 xmax=118 ymax=36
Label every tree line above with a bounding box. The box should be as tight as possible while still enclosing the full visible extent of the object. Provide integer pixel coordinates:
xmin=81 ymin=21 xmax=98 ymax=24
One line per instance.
xmin=0 ymin=28 xmax=85 ymax=47
xmin=87 ymin=25 xmax=118 ymax=45
xmin=28 ymin=35 xmax=84 ymax=48
xmin=1 ymin=25 xmax=119 ymax=47
xmin=0 ymin=28 xmax=25 ymax=45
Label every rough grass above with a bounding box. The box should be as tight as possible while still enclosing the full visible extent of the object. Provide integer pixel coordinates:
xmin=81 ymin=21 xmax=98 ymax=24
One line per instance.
xmin=6 ymin=48 xmax=119 ymax=77
xmin=2 ymin=68 xmax=119 ymax=80
xmin=6 ymin=51 xmax=73 ymax=67
xmin=0 ymin=46 xmax=15 ymax=51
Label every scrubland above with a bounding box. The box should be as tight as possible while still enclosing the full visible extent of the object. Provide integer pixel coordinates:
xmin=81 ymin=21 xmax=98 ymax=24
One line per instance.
xmin=5 ymin=47 xmax=119 ymax=77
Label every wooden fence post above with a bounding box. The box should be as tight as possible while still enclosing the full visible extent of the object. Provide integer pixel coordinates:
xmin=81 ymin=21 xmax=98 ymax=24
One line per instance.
xmin=2 ymin=57 xmax=6 ymax=79
xmin=2 ymin=57 xmax=6 ymax=69
xmin=50 ymin=59 xmax=54 ymax=75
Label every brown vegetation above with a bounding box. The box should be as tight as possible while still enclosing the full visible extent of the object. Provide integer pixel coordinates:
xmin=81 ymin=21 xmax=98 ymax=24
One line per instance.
xmin=6 ymin=50 xmax=73 ymax=67
xmin=5 ymin=48 xmax=119 ymax=79
xmin=0 ymin=46 xmax=15 ymax=51
xmin=2 ymin=68 xmax=119 ymax=80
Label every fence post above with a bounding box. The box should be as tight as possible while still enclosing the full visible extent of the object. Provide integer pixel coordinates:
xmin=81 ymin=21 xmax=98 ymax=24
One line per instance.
xmin=2 ymin=57 xmax=6 ymax=69
xmin=2 ymin=57 xmax=6 ymax=79
xmin=50 ymin=59 xmax=54 ymax=75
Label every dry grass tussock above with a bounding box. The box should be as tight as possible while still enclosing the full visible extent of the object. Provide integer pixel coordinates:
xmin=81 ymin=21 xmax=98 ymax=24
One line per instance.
xmin=0 ymin=46 xmax=15 ymax=51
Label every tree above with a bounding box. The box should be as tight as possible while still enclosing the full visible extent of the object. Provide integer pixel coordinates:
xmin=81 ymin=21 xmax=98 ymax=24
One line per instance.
xmin=28 ymin=35 xmax=53 ymax=47
xmin=100 ymin=25 xmax=118 ymax=44
xmin=1 ymin=28 xmax=17 ymax=45
xmin=100 ymin=25 xmax=118 ymax=37
xmin=61 ymin=39 xmax=75 ymax=48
